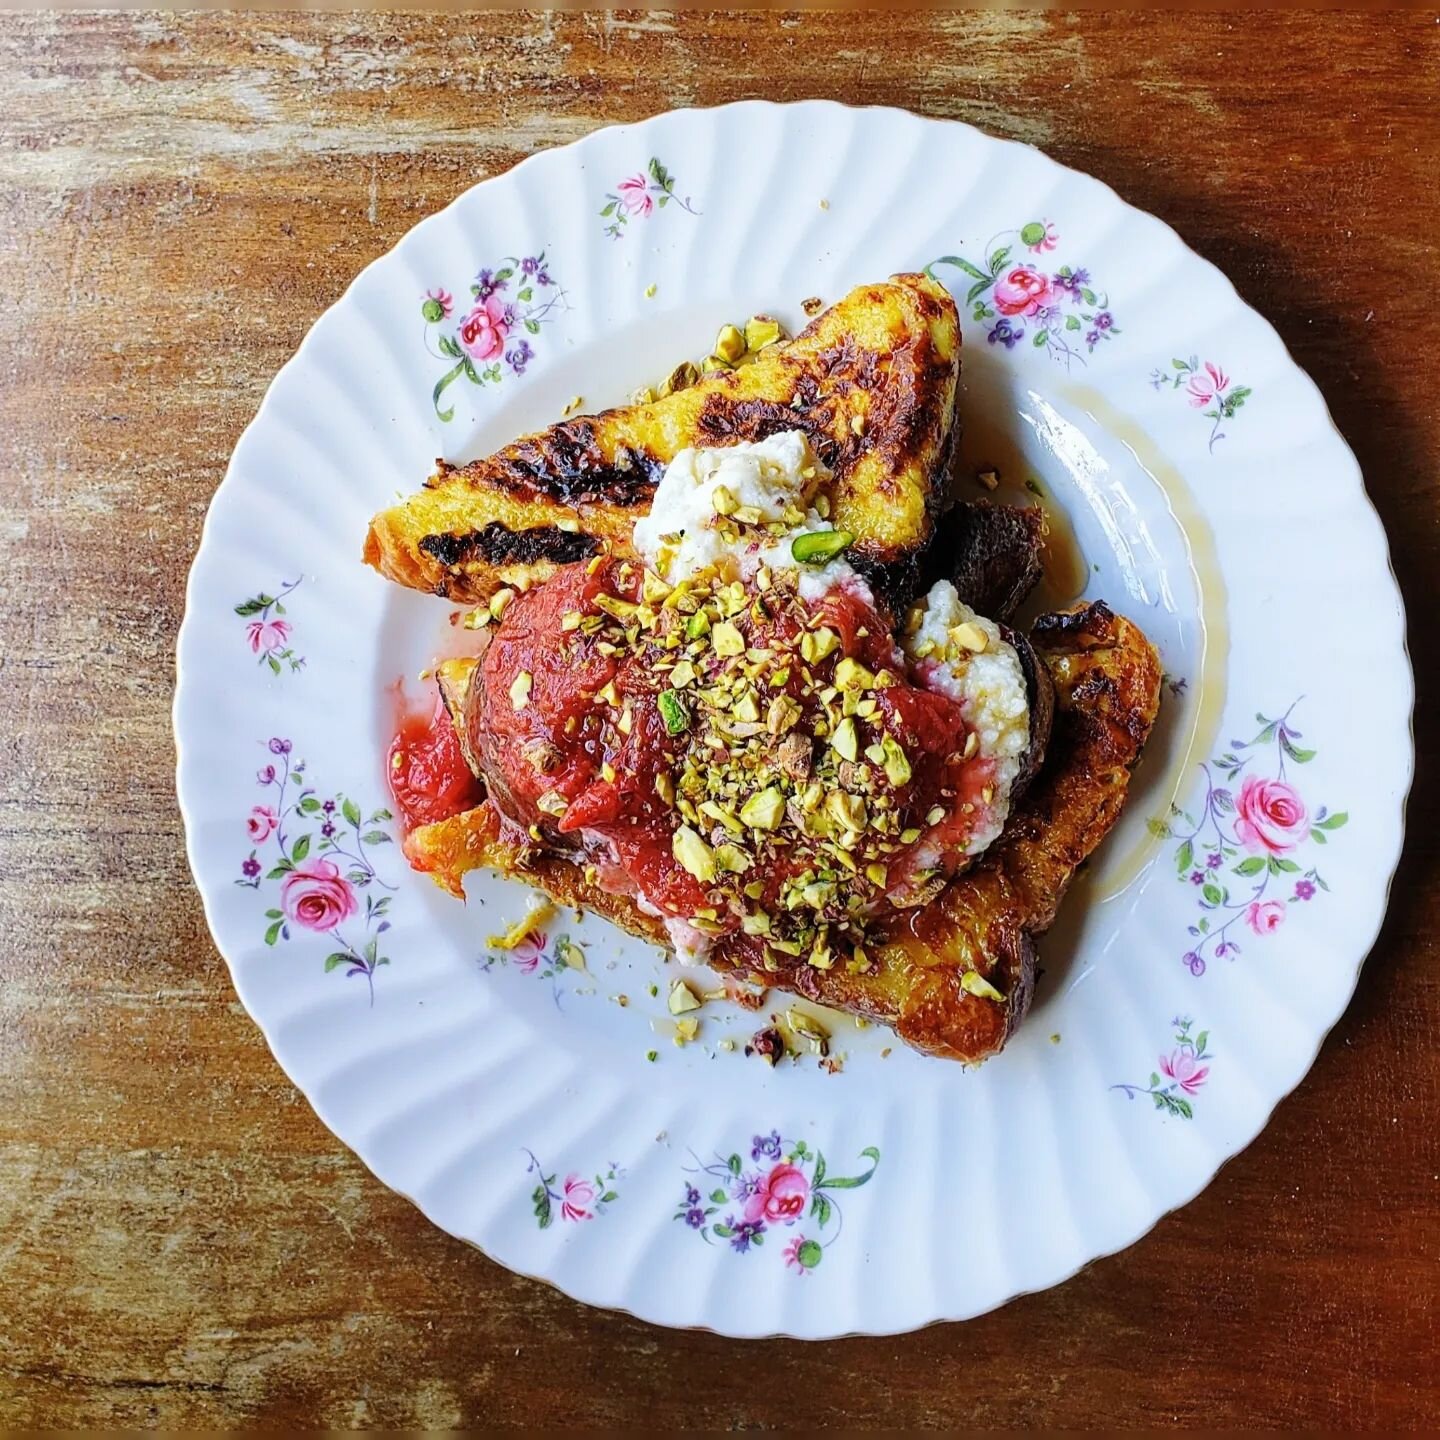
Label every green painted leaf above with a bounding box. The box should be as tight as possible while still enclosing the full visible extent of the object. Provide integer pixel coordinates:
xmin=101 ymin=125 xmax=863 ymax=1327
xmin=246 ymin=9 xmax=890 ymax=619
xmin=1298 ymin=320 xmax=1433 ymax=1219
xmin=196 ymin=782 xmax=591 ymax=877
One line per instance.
xmin=324 ymin=952 xmax=349 ymax=972
xmin=292 ymin=834 xmax=311 ymax=862
xmin=966 ymin=278 xmax=993 ymax=304
xmin=1175 ymin=839 xmax=1194 ymax=874
xmin=1319 ymin=811 xmax=1348 ymax=829
xmin=1312 ymin=830 xmax=1327 ymax=845
xmin=437 ymin=334 xmax=462 ymax=358
xmin=1280 ymin=733 xmax=1316 ymax=763
xmin=811 ymin=1192 xmax=832 ymax=1228
xmin=936 ymin=255 xmax=991 ymax=283
xmin=600 ymin=201 xmax=616 ymax=218
xmin=495 ymin=266 xmax=514 ymax=281
xmin=533 ymin=1184 xmax=552 ymax=1229
xmin=1081 ymin=288 xmax=1096 ymax=304
xmin=811 ymin=1153 xmax=827 ymax=1189
xmin=370 ymin=808 xmax=393 ymax=823
xmin=265 ymin=861 xmax=292 ymax=879
xmin=234 ymin=598 xmax=267 ymax=616
xmin=1147 ymin=817 xmax=1172 ymax=839
xmin=267 ymin=655 xmax=281 ymax=675
xmin=988 ymin=245 xmax=1011 ymax=273
xmin=1202 ymin=882 xmax=1223 ymax=905
xmin=1066 ymin=315 xmax=1081 ymax=331
xmin=1032 ymin=330 xmax=1048 ymax=347
xmin=1195 ymin=1030 xmax=1209 ymax=1055
xmin=713 ymin=1223 xmax=734 ymax=1238
xmin=517 ymin=286 xmax=533 ymax=302
xmin=1233 ymin=856 xmax=1265 ymax=876
xmin=342 ymin=797 xmax=361 ymax=828
xmin=1172 ymin=358 xmax=1189 ymax=370
xmin=264 ymin=908 xmax=282 ymax=919
xmin=525 ymin=319 xmax=540 ymax=335
xmin=727 ymin=1154 xmax=742 ymax=1175
xmin=1274 ymin=857 xmax=1301 ymax=872
xmin=601 ymin=1190 xmax=618 ymax=1204
xmin=299 ymin=796 xmax=321 ymax=813
xmin=361 ymin=829 xmax=389 ymax=845
xmin=264 ymin=920 xmax=283 ymax=946
xmin=710 ymin=1188 xmax=727 ymax=1205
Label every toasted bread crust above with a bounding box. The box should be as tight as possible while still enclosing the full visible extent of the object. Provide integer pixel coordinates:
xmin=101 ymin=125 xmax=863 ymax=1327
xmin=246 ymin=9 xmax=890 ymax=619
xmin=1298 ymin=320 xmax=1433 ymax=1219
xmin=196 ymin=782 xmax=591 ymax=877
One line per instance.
xmin=403 ymin=601 xmax=1161 ymax=1063
xmin=364 ymin=274 xmax=960 ymax=604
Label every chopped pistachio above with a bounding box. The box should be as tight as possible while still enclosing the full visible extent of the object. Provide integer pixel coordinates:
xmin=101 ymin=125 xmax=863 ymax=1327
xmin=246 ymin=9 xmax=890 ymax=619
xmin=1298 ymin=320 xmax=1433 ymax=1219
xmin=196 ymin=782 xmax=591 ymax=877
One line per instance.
xmin=711 ymin=621 xmax=745 ymax=657
xmin=657 ymin=689 xmax=691 ymax=735
xmin=673 ymin=1017 xmax=700 ymax=1046
xmin=669 ymin=658 xmax=697 ymax=688
xmin=715 ymin=323 xmax=747 ymax=363
xmin=961 ymin=970 xmax=1006 ymax=1003
xmin=739 ymin=787 xmax=786 ymax=831
xmin=715 ymin=842 xmax=753 ymax=874
xmin=865 ymin=862 xmax=888 ymax=887
xmin=831 ymin=716 xmax=859 ymax=762
xmin=951 ymin=620 xmax=989 ymax=653
xmin=744 ymin=314 xmax=784 ymax=351
xmin=881 ymin=733 xmax=912 ymax=787
xmin=672 ymin=824 xmax=716 ymax=883
xmin=792 ymin=529 xmax=854 ymax=566
xmin=742 ymin=911 xmax=772 ymax=935
xmin=536 ymin=790 xmax=568 ymax=817
xmin=701 ymin=353 xmax=733 ymax=375
xmin=509 ymin=671 xmax=532 ymax=710
xmin=489 ymin=587 xmax=516 ymax=621
xmin=462 ymin=607 xmax=491 ymax=630
xmin=834 ymin=656 xmax=874 ymax=690
xmin=667 ymin=978 xmax=702 ymax=1015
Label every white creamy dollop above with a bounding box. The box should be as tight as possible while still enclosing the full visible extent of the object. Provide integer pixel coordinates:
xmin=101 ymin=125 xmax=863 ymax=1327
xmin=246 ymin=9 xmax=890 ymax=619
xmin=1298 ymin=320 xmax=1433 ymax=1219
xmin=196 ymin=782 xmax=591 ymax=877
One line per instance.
xmin=632 ymin=431 xmax=862 ymax=601
xmin=905 ymin=580 xmax=1031 ymax=855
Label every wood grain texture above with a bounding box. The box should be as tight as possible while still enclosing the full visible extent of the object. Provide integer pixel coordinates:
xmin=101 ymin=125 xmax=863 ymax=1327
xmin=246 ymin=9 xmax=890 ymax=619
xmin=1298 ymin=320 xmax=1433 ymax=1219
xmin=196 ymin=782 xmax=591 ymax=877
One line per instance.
xmin=1 ymin=9 xmax=1436 ymax=1429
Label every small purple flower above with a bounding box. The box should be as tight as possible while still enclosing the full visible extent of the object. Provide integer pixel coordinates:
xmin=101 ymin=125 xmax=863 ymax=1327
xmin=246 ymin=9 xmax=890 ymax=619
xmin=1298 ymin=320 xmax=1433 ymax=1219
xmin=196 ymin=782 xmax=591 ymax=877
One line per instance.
xmin=1095 ymin=311 xmax=1114 ymax=331
xmin=506 ymin=339 xmax=535 ymax=375
xmin=1183 ymin=952 xmax=1205 ymax=976
xmin=1190 ymin=870 xmax=1205 ymax=885
xmin=725 ymin=1217 xmax=764 ymax=1254
xmin=257 ymin=764 xmax=277 ymax=785
xmin=685 ymin=1206 xmax=706 ymax=1229
xmin=751 ymin=1131 xmax=782 ymax=1161
xmin=536 ymin=268 xmax=552 ymax=287
xmin=320 ymin=821 xmax=336 ymax=838
xmin=1215 ymin=941 xmax=1232 ymax=958
xmin=268 ymin=737 xmax=292 ymax=755
xmin=1206 ymin=852 xmax=1222 ymax=869
xmin=520 ymin=256 xmax=540 ymax=276
xmin=500 ymin=304 xmax=518 ymax=329
xmin=1085 ymin=330 xmax=1100 ymax=349
xmin=732 ymin=1171 xmax=763 ymax=1203
xmin=685 ymin=1184 xmax=700 ymax=1205
xmin=1294 ymin=879 xmax=1316 ymax=901
xmin=474 ymin=267 xmax=501 ymax=299
xmin=1053 ymin=267 xmax=1090 ymax=296
xmin=322 ymin=799 xmax=336 ymax=814
xmin=242 ymin=856 xmax=261 ymax=879
xmin=987 ymin=319 xmax=1025 ymax=350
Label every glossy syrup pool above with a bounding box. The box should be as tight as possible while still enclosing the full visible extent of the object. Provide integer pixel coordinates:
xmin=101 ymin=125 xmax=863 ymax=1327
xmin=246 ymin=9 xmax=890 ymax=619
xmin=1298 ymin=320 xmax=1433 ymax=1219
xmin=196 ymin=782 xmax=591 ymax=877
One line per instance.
xmin=368 ymin=313 xmax=1224 ymax=1065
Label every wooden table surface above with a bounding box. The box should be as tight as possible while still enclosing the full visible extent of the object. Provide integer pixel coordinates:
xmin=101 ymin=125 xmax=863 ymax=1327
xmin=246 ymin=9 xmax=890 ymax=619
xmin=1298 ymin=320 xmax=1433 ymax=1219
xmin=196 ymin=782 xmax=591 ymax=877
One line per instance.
xmin=2 ymin=8 xmax=1436 ymax=1428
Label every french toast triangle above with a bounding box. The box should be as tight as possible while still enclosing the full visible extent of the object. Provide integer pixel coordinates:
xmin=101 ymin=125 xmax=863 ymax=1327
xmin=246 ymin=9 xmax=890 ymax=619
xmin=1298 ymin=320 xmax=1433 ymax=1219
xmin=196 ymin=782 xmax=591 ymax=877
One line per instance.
xmin=405 ymin=602 xmax=1161 ymax=1064
xmin=363 ymin=273 xmax=960 ymax=606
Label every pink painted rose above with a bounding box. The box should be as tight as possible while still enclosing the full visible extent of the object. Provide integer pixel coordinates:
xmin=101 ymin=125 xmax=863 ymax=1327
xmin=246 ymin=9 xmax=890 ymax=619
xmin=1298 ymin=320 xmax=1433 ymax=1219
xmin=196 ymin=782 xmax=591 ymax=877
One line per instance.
xmin=1246 ymin=899 xmax=1286 ymax=935
xmin=1186 ymin=361 xmax=1229 ymax=407
xmin=1234 ymin=774 xmax=1309 ymax=854
xmin=1160 ymin=1047 xmax=1209 ymax=1095
xmin=992 ymin=265 xmax=1054 ymax=318
xmin=457 ymin=292 xmax=511 ymax=362
xmin=744 ymin=1162 xmax=810 ymax=1226
xmin=615 ymin=173 xmax=653 ymax=217
xmin=246 ymin=618 xmax=291 ymax=654
xmin=561 ymin=1174 xmax=597 ymax=1222
xmin=246 ymin=805 xmax=279 ymax=843
xmin=512 ymin=933 xmax=547 ymax=975
xmin=279 ymin=858 xmax=358 ymax=933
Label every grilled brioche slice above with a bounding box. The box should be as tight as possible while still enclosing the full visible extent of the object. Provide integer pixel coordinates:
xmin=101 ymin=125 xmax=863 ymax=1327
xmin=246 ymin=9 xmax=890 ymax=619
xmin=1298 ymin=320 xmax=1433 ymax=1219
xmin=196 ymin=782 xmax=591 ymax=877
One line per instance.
xmin=363 ymin=273 xmax=960 ymax=605
xmin=404 ymin=601 xmax=1161 ymax=1063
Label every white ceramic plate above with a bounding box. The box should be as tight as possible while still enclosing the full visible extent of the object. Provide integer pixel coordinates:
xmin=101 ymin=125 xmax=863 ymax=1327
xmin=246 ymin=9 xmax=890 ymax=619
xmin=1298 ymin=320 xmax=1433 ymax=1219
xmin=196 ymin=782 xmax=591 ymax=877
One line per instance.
xmin=175 ymin=102 xmax=1412 ymax=1337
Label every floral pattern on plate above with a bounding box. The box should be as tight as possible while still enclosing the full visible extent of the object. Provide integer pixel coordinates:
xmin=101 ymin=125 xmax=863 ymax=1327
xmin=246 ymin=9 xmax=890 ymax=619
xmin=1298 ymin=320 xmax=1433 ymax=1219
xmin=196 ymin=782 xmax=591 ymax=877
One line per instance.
xmin=674 ymin=1133 xmax=880 ymax=1274
xmin=421 ymin=256 xmax=571 ymax=421
xmin=526 ymin=1150 xmax=621 ymax=1227
xmin=1150 ymin=356 xmax=1253 ymax=452
xmin=235 ymin=579 xmax=304 ymax=675
xmin=481 ymin=928 xmax=587 ymax=1009
xmin=1150 ymin=701 xmax=1347 ymax=976
xmin=1112 ymin=1017 xmax=1213 ymax=1119
xmin=600 ymin=157 xmax=699 ymax=239
xmin=236 ymin=738 xmax=396 ymax=1000
xmin=928 ymin=220 xmax=1119 ymax=366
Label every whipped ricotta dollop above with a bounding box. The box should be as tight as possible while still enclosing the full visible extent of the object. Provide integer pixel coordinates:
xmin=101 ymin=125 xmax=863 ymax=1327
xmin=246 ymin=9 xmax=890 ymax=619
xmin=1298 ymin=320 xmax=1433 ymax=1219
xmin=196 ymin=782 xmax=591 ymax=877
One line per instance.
xmin=904 ymin=580 xmax=1031 ymax=854
xmin=631 ymin=431 xmax=863 ymax=601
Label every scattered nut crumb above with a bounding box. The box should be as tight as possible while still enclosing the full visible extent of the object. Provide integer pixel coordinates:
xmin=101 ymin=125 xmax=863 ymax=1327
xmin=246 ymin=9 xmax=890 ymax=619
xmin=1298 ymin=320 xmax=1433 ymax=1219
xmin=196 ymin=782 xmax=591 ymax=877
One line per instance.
xmin=802 ymin=296 xmax=824 ymax=317
xmin=644 ymin=282 xmax=657 ymax=298
xmin=614 ymin=993 xmax=629 ymax=1008
xmin=880 ymin=1046 xmax=892 ymax=1058
xmin=819 ymin=197 xmax=830 ymax=210
xmin=562 ymin=395 xmax=584 ymax=417
xmin=977 ymin=469 xmax=999 ymax=491
xmin=1050 ymin=1032 xmax=1062 ymax=1045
